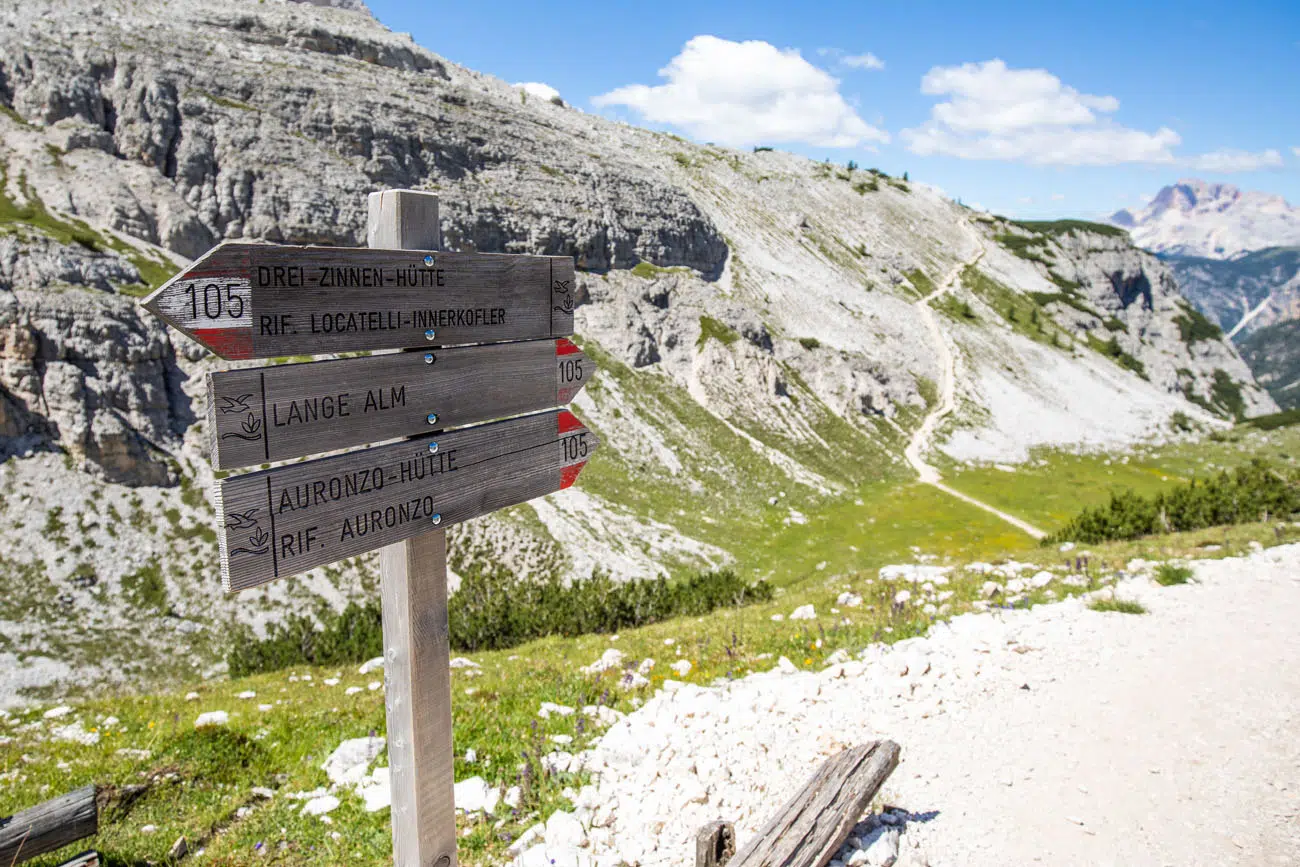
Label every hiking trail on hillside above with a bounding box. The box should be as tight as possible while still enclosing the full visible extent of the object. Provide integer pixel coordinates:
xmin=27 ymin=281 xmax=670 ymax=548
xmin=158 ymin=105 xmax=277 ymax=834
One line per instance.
xmin=903 ymin=228 xmax=1048 ymax=540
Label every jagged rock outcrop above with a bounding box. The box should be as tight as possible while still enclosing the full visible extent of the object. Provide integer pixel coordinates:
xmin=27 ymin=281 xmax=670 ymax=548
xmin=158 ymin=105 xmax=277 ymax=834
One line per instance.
xmin=0 ymin=0 xmax=728 ymax=271
xmin=0 ymin=243 xmax=189 ymax=484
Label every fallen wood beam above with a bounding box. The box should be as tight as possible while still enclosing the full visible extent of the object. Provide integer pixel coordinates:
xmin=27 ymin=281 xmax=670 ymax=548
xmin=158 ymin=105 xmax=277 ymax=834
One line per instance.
xmin=729 ymin=741 xmax=901 ymax=867
xmin=0 ymin=784 xmax=98 ymax=866
xmin=55 ymin=851 xmax=99 ymax=867
xmin=696 ymin=820 xmax=736 ymax=867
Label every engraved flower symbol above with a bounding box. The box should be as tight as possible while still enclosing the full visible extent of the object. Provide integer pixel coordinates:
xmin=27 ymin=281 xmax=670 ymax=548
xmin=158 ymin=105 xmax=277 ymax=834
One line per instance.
xmin=241 ymin=413 xmax=263 ymax=436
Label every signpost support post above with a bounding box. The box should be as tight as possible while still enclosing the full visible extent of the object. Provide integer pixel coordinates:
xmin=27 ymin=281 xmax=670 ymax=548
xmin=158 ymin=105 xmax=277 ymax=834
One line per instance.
xmin=369 ymin=189 xmax=458 ymax=867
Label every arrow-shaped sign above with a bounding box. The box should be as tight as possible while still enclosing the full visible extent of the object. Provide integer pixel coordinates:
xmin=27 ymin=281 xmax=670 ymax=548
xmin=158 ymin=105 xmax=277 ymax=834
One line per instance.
xmin=207 ymin=337 xmax=589 ymax=470
xmin=143 ymin=242 xmax=576 ymax=359
xmin=214 ymin=409 xmax=598 ymax=591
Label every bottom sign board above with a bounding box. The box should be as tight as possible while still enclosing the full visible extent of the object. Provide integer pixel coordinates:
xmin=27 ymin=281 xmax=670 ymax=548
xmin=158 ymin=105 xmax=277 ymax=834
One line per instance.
xmin=215 ymin=409 xmax=597 ymax=591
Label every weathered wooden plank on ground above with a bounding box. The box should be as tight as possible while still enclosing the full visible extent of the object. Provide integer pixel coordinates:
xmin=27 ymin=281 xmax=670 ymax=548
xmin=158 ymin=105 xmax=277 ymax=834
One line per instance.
xmin=214 ymin=407 xmax=596 ymax=590
xmin=141 ymin=242 xmax=576 ymax=359
xmin=55 ymin=851 xmax=99 ymax=867
xmin=0 ymin=784 xmax=98 ymax=866
xmin=370 ymin=189 xmax=458 ymax=867
xmin=207 ymin=336 xmax=589 ymax=469
xmin=696 ymin=821 xmax=737 ymax=867
xmin=729 ymin=741 xmax=901 ymax=867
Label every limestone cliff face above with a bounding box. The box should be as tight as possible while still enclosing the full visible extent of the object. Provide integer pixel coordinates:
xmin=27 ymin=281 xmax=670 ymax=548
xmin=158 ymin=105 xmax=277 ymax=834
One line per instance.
xmin=0 ymin=0 xmax=727 ymax=272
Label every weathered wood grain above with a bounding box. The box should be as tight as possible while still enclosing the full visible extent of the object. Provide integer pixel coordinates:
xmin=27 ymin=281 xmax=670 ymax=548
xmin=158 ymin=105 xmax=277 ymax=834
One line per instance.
xmin=0 ymin=784 xmax=98 ymax=866
xmin=206 ymin=337 xmax=589 ymax=469
xmin=381 ymin=529 xmax=457 ymax=867
xmin=696 ymin=821 xmax=736 ymax=867
xmin=371 ymin=189 xmax=458 ymax=867
xmin=140 ymin=243 xmax=575 ymax=359
xmin=214 ymin=407 xmax=597 ymax=591
xmin=729 ymin=741 xmax=901 ymax=867
xmin=54 ymin=851 xmax=99 ymax=867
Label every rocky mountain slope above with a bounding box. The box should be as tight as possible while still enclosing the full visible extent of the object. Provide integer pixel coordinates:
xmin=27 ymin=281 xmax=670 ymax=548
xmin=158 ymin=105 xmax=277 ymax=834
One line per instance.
xmin=1109 ymin=179 xmax=1300 ymax=260
xmin=0 ymin=0 xmax=1275 ymax=702
xmin=1161 ymin=248 xmax=1299 ymax=410
xmin=1166 ymin=247 xmax=1300 ymax=338
xmin=1240 ymin=319 xmax=1300 ymax=410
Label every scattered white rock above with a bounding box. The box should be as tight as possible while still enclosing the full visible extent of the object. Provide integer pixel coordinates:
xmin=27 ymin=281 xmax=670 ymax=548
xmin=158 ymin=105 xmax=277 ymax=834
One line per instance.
xmin=236 ymin=690 xmax=256 ymax=699
xmin=42 ymin=706 xmax=72 ymax=719
xmin=358 ymin=657 xmax=384 ymax=675
xmin=301 ymin=795 xmax=341 ymax=817
xmin=185 ymin=692 xmax=200 ymax=702
xmin=323 ymin=736 xmax=385 ymax=786
xmin=790 ymin=604 xmax=816 ymax=620
xmin=52 ymin=721 xmax=99 ymax=745
xmin=368 ymin=681 xmax=382 ymax=691
xmin=539 ymin=702 xmax=576 ymax=719
xmin=345 ymin=686 xmax=363 ymax=696
xmin=837 ymin=592 xmax=863 ymax=607
xmin=670 ymin=659 xmax=692 ymax=677
xmin=449 ymin=657 xmax=480 ymax=669
xmin=454 ymin=776 xmax=500 ymax=814
xmin=580 ymin=649 xmax=625 ymax=675
xmin=194 ymin=711 xmax=229 ymax=728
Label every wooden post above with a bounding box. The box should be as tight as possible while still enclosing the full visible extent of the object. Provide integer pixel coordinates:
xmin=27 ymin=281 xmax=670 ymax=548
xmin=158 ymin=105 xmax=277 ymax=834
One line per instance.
xmin=0 ymin=784 xmax=98 ymax=866
xmin=695 ymin=821 xmax=736 ymax=867
xmin=369 ymin=189 xmax=458 ymax=867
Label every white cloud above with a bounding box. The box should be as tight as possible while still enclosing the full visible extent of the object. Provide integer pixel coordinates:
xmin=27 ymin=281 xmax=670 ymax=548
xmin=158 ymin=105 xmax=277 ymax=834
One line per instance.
xmin=593 ymin=35 xmax=888 ymax=148
xmin=901 ymin=59 xmax=1180 ymax=165
xmin=516 ymin=82 xmax=561 ymax=102
xmin=843 ymin=52 xmax=885 ymax=71
xmin=1050 ymin=193 xmax=1065 ymax=201
xmin=1188 ymin=148 xmax=1284 ymax=172
xmin=1293 ymin=146 xmax=1300 ymax=158
xmin=1017 ymin=196 xmax=1034 ymax=204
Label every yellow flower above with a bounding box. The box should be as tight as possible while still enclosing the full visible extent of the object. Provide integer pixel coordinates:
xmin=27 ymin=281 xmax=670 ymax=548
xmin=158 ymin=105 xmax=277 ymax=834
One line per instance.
xmin=148 ymin=721 xmax=155 ymax=729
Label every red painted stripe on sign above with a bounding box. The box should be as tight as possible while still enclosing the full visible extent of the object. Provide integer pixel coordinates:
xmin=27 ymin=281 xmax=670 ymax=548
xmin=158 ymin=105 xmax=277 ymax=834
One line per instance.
xmin=555 ymin=337 xmax=581 ymax=356
xmin=560 ymin=462 xmax=587 ymax=490
xmin=557 ymin=409 xmax=584 ymax=434
xmin=193 ymin=327 xmax=254 ymax=360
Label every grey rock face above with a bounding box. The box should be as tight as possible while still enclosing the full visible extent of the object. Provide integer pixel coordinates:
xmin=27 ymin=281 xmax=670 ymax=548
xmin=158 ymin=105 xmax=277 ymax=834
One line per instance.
xmin=0 ymin=0 xmax=727 ymax=271
xmin=0 ymin=274 xmax=189 ymax=486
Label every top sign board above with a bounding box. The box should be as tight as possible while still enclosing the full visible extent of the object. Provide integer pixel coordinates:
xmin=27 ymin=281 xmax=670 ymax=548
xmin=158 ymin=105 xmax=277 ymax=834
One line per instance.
xmin=142 ymin=242 xmax=577 ymax=359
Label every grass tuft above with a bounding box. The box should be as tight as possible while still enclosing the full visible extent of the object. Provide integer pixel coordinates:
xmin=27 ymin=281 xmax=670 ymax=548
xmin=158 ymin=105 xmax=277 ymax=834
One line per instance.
xmin=1153 ymin=563 xmax=1194 ymax=586
xmin=1089 ymin=598 xmax=1147 ymax=614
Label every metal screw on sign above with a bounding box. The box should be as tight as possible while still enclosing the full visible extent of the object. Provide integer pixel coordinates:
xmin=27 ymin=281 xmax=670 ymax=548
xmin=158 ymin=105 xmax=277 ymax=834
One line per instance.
xmin=428 ymin=442 xmax=439 ymax=454
xmin=430 ymin=513 xmax=443 ymax=525
xmin=427 ymin=412 xmax=439 ymax=425
xmin=425 ymin=329 xmax=437 ymax=340
xmin=424 ymin=353 xmax=435 ymax=364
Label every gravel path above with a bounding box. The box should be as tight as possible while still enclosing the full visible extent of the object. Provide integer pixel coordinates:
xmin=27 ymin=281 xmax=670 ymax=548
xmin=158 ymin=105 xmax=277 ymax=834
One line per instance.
xmin=900 ymin=228 xmax=1046 ymax=541
xmin=513 ymin=545 xmax=1300 ymax=867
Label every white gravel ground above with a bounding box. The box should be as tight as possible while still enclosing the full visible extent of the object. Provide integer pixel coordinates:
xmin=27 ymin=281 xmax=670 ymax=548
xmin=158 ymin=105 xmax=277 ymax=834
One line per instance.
xmin=513 ymin=544 xmax=1300 ymax=867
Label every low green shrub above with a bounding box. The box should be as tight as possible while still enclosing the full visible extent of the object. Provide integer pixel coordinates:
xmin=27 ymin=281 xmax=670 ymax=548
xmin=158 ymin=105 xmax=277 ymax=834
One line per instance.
xmin=1154 ymin=563 xmax=1193 ymax=586
xmin=1174 ymin=306 xmax=1222 ymax=344
xmin=797 ymin=337 xmax=821 ymax=350
xmin=449 ymin=567 xmax=773 ymax=652
xmin=1048 ymin=459 xmax=1300 ymax=544
xmin=226 ymin=569 xmax=773 ymax=674
xmin=1247 ymin=407 xmax=1300 ymax=431
xmin=1089 ymin=598 xmax=1146 ymax=614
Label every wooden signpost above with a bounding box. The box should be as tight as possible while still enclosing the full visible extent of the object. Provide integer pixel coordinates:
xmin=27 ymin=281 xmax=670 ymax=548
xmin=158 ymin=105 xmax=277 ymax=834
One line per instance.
xmin=141 ymin=189 xmax=597 ymax=867
xmin=207 ymin=337 xmax=588 ymax=469
xmin=142 ymin=243 xmax=576 ymax=359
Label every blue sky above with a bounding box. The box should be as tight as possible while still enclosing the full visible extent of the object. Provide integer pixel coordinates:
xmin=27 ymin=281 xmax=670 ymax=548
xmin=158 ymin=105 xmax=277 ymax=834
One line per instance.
xmin=367 ymin=0 xmax=1299 ymax=219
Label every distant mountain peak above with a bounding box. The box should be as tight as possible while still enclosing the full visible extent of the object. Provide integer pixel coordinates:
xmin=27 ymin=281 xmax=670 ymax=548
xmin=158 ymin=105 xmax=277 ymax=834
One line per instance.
xmin=1109 ymin=178 xmax=1300 ymax=260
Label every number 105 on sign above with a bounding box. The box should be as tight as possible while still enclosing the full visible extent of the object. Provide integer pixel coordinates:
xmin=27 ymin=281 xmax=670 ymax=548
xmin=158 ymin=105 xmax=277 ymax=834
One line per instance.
xmin=563 ymin=433 xmax=589 ymax=461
